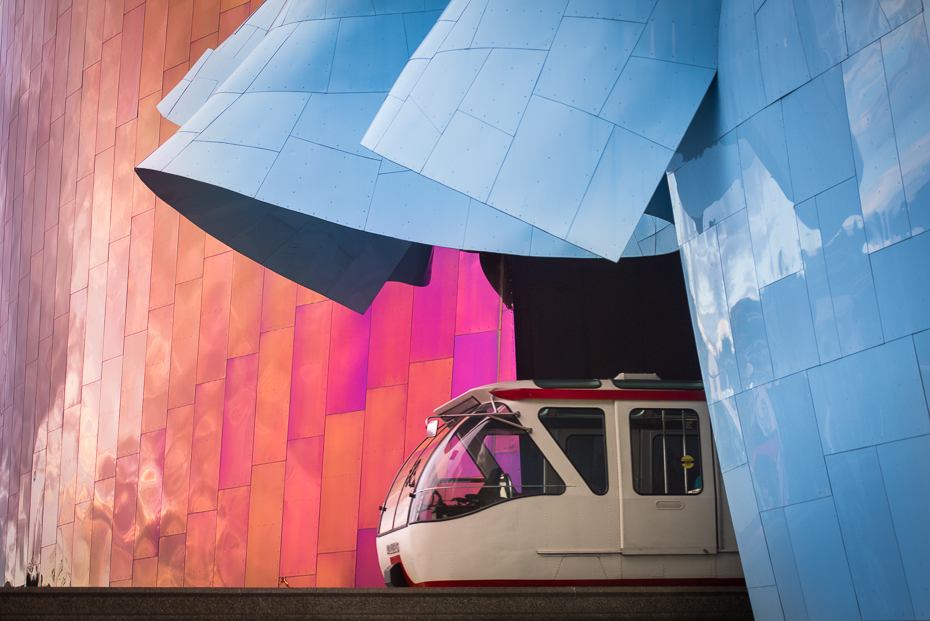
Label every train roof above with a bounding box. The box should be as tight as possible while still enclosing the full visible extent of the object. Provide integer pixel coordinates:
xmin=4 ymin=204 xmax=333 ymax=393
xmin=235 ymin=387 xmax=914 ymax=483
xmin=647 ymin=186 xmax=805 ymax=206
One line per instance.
xmin=434 ymin=375 xmax=706 ymax=417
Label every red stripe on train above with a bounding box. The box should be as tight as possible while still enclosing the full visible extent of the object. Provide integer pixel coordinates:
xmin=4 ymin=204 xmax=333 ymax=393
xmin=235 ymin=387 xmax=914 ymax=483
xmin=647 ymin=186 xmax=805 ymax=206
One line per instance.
xmin=490 ymin=388 xmax=707 ymax=402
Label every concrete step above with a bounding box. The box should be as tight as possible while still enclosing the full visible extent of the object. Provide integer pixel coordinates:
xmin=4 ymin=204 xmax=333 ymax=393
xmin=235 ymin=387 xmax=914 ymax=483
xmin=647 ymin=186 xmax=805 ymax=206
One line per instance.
xmin=0 ymin=586 xmax=753 ymax=620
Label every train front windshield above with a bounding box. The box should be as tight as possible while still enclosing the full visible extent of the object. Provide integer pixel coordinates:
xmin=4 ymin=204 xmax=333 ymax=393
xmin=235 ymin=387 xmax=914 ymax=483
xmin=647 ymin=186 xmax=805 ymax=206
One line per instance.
xmin=378 ymin=403 xmax=564 ymax=536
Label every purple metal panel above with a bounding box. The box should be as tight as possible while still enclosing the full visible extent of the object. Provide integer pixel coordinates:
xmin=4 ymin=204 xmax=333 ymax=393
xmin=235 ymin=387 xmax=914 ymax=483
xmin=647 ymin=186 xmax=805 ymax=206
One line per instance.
xmin=288 ymin=302 xmax=331 ymax=441
xmin=499 ymin=307 xmax=516 ymax=382
xmin=188 ymin=379 xmax=224 ymax=513
xmin=354 ymin=529 xmax=381 ymax=588
xmin=410 ymin=247 xmax=458 ymax=363
xmin=451 ymin=331 xmax=500 ymax=399
xmin=159 ymin=404 xmax=193 ymax=538
xmin=218 ymin=354 xmax=257 ymax=490
xmin=367 ymin=283 xmax=413 ymax=390
xmin=325 ymin=306 xmax=370 ymax=415
xmin=454 ymin=252 xmax=500 ymax=336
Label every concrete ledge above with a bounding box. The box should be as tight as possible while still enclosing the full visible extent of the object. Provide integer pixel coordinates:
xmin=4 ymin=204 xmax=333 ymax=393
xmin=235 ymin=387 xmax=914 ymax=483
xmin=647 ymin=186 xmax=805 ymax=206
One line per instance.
xmin=0 ymin=586 xmax=753 ymax=620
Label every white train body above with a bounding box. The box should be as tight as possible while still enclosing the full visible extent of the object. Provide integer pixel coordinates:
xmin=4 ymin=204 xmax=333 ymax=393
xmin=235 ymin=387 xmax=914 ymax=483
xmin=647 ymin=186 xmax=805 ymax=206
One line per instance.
xmin=376 ymin=377 xmax=744 ymax=587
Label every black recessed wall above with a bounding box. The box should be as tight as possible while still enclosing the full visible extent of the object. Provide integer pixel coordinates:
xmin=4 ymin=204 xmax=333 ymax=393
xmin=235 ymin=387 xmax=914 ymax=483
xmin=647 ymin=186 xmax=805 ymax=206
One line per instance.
xmin=484 ymin=252 xmax=701 ymax=382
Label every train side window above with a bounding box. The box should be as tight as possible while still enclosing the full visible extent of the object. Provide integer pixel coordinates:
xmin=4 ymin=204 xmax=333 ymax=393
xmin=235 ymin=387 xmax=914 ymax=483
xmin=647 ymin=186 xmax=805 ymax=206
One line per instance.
xmin=629 ymin=409 xmax=703 ymax=495
xmin=538 ymin=408 xmax=608 ymax=495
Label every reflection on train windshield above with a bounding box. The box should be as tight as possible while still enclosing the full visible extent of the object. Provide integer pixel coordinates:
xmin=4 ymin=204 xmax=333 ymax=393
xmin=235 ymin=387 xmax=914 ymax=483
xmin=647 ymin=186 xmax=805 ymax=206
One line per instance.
xmin=378 ymin=427 xmax=450 ymax=536
xmin=411 ymin=404 xmax=565 ymax=523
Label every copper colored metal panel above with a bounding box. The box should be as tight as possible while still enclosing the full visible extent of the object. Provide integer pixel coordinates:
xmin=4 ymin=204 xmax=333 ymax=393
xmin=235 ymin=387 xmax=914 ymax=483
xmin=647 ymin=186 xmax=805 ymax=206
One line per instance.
xmin=76 ymin=380 xmax=100 ymax=505
xmin=164 ymin=0 xmax=194 ymax=70
xmin=325 ymin=306 xmax=369 ymax=415
xmin=70 ymin=173 xmax=94 ymax=295
xmin=102 ymin=235 xmax=130 ymax=360
xmin=253 ymin=327 xmax=293 ymax=465
xmin=45 ymin=117 xmax=64 ymax=232
xmin=64 ymin=288 xmax=87 ymax=410
xmin=288 ymin=301 xmax=331 ymax=440
xmin=358 ymin=385 xmax=406 ymax=530
xmin=71 ymin=499 xmax=92 ymax=586
xmin=116 ymin=330 xmax=146 ymax=457
xmin=499 ymin=308 xmax=516 ymax=382
xmin=89 ymin=148 xmax=114 ymax=269
xmin=103 ymin=0 xmax=123 ymax=41
xmin=110 ymin=579 xmax=131 ymax=586
xmin=56 ymin=522 xmax=74 ymax=586
xmin=42 ymin=425 xmax=62 ymax=548
xmin=35 ymin=337 xmax=53 ymax=453
xmin=66 ymin=0 xmax=88 ymax=96
xmin=53 ymin=201 xmax=74 ymax=320
xmin=196 ymin=252 xmax=231 ymax=383
xmin=367 ymin=283 xmax=413 ymax=389
xmin=213 ymin=485 xmax=248 ymax=587
xmin=41 ymin=544 xmax=57 ymax=587
xmin=454 ymin=252 xmax=500 ymax=335
xmin=280 ymin=436 xmax=323 ymax=577
xmin=410 ymin=248 xmax=458 ymax=363
xmin=218 ymin=354 xmax=257 ymax=489
xmin=95 ymin=33 xmax=120 ymax=154
xmin=296 ymin=286 xmax=326 ymax=306
xmin=227 ymin=252 xmax=263 ymax=358
xmin=95 ymin=355 xmax=122 ymax=481
xmin=220 ymin=0 xmax=249 ymax=12
xmin=190 ymin=32 xmax=218 ymax=65
xmin=40 ymin=226 xmax=59 ymax=342
xmin=51 ymin=10 xmax=72 ymax=121
xmin=116 ymin=4 xmax=144 ymax=126
xmin=148 ymin=200 xmax=178 ymax=310
xmin=354 ymin=528 xmax=381 ymax=587
xmin=203 ymin=235 xmax=229 ymax=258
xmin=89 ymin=474 xmax=114 ymax=586
xmin=82 ymin=0 xmax=104 ymax=69
xmin=155 ymin=533 xmax=185 ymax=587
xmin=134 ymin=92 xmax=161 ymax=169
xmin=282 ymin=575 xmax=316 ymax=587
xmin=82 ymin=263 xmax=107 ymax=386
xmin=139 ymin=0 xmax=168 ymax=99
xmin=260 ymin=269 xmax=296 ymax=333
xmin=131 ymin=556 xmax=157 ymax=586
xmin=125 ymin=209 xmax=155 ymax=336
xmin=110 ymin=120 xmax=137 ymax=245
xmin=49 ymin=313 xmax=69 ymax=432
xmin=167 ymin=279 xmax=202 ymax=409
xmin=77 ymin=62 xmax=100 ymax=181
xmin=318 ymin=410 xmax=364 ymax=554
xmin=141 ymin=304 xmax=172 ymax=433
xmin=109 ymin=452 xmax=138 ymax=582
xmin=32 ymin=147 xmax=49 ymax=252
xmin=316 ymin=551 xmax=356 ymax=588
xmin=451 ymin=331 xmax=499 ymax=399
xmin=404 ymin=359 xmax=452 ymax=456
xmin=159 ymin=404 xmax=193 ymax=537
xmin=218 ymin=4 xmax=249 ymax=42
xmin=60 ymin=93 xmax=81 ymax=208
xmin=188 ymin=380 xmax=224 ymax=513
xmin=184 ymin=510 xmax=216 ymax=586
xmin=133 ymin=429 xmax=166 ymax=559
xmin=27 ymin=252 xmax=44 ymax=364
xmin=175 ymin=215 xmax=204 ymax=284
xmin=192 ymin=0 xmax=220 ymax=40
xmin=243 ymin=461 xmax=285 ymax=587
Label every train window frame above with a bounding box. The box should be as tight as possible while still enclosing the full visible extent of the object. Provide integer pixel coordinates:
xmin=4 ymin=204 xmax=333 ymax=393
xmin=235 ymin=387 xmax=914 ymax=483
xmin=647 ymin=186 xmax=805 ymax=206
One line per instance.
xmin=409 ymin=405 xmax=566 ymax=525
xmin=538 ymin=407 xmax=609 ymax=495
xmin=629 ymin=408 xmax=704 ymax=496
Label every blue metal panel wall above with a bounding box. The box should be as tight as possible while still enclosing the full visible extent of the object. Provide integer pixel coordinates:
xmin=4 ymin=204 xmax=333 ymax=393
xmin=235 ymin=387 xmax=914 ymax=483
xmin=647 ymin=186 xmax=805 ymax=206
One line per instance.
xmin=670 ymin=2 xmax=930 ymax=619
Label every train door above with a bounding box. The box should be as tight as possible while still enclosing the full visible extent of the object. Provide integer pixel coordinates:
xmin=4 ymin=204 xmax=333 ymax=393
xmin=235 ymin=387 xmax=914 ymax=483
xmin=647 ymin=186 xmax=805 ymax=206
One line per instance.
xmin=616 ymin=403 xmax=717 ymax=554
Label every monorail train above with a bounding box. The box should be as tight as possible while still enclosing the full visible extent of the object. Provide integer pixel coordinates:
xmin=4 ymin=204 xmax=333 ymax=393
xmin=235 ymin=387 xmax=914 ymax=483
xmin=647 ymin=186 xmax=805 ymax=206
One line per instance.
xmin=376 ymin=375 xmax=744 ymax=587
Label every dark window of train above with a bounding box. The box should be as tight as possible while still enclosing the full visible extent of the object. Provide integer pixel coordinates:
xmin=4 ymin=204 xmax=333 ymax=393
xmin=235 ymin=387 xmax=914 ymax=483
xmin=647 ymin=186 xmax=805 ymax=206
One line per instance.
xmin=629 ymin=409 xmax=703 ymax=495
xmin=539 ymin=408 xmax=608 ymax=495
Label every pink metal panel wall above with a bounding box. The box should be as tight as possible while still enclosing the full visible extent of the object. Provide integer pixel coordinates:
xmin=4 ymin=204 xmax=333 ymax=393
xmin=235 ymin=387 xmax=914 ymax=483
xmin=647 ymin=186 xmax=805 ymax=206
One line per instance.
xmin=0 ymin=0 xmax=514 ymax=587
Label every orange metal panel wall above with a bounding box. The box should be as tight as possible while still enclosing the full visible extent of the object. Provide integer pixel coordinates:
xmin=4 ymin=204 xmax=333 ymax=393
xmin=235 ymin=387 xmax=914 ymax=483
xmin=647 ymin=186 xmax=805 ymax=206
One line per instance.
xmin=0 ymin=0 xmax=515 ymax=587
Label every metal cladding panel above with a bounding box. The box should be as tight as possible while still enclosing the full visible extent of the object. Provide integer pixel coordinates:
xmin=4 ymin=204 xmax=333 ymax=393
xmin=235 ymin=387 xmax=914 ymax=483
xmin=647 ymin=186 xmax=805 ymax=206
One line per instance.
xmin=734 ymin=374 xmax=831 ymax=511
xmin=707 ymin=397 xmax=746 ymax=474
xmin=280 ymin=436 xmax=324 ymax=577
xmin=755 ymin=0 xmax=811 ymax=104
xmin=184 ymin=510 xmax=217 ymax=587
xmin=317 ymin=411 xmax=364 ymax=555
xmin=721 ymin=465 xmax=775 ymax=589
xmin=244 ymin=461 xmax=285 ymax=586
xmin=871 ymin=231 xmax=930 ymax=340
xmin=213 ymin=486 xmax=250 ymax=588
xmin=357 ymin=386 xmax=406 ymax=530
xmin=759 ymin=509 xmax=809 ymax=621
xmin=160 ymin=404 xmax=195 ymax=538
xmin=758 ymin=273 xmax=820 ymax=380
